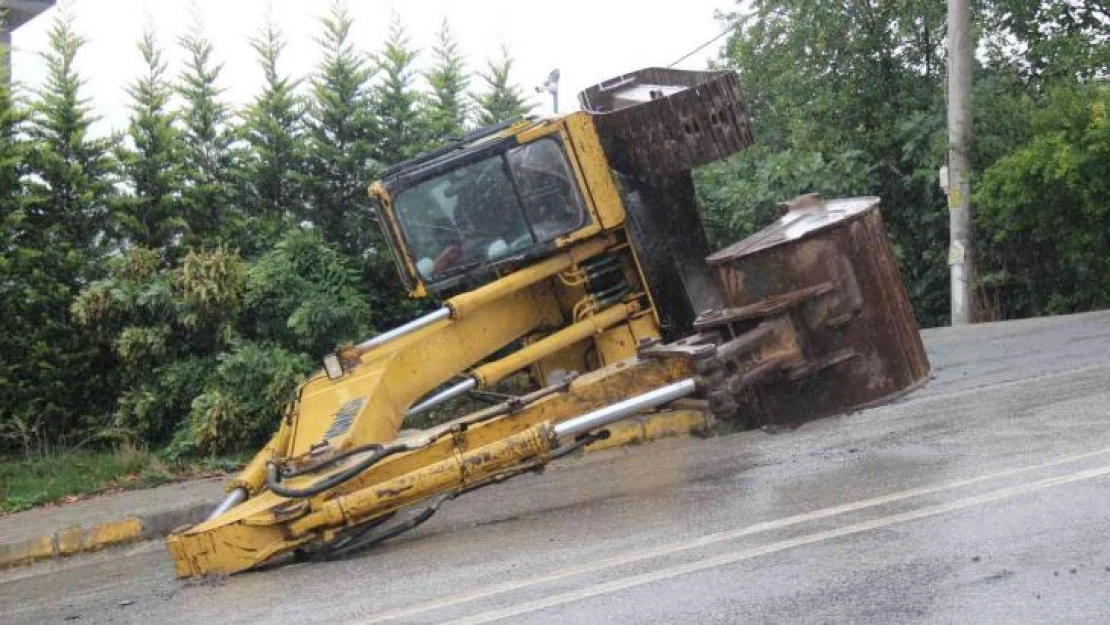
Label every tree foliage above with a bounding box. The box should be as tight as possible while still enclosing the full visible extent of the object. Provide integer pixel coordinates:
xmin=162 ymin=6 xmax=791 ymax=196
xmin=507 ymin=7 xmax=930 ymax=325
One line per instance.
xmin=177 ymin=17 xmax=241 ymax=248
xmin=474 ymin=45 xmax=532 ymax=126
xmin=239 ymin=19 xmax=306 ymax=251
xmin=305 ymin=2 xmax=379 ymax=258
xmin=1 ymin=7 xmax=553 ymax=455
xmin=708 ymin=0 xmax=951 ymax=326
xmin=424 ymin=20 xmax=469 ymax=142
xmin=704 ymin=0 xmax=1105 ymax=326
xmin=4 ymin=9 xmax=119 ymax=447
xmin=976 ymin=83 xmax=1110 ymax=317
xmin=116 ymin=26 xmax=184 ymax=254
xmin=372 ymin=15 xmax=424 ymax=165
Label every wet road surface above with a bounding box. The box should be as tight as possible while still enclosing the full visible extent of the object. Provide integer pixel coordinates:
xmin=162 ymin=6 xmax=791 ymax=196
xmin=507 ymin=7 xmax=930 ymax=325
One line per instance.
xmin=3 ymin=311 xmax=1110 ymax=624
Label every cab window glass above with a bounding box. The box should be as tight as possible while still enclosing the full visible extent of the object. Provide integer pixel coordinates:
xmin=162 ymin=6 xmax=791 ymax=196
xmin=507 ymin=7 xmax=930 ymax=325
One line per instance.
xmin=507 ymin=139 xmax=584 ymax=243
xmin=393 ymin=138 xmax=586 ymax=283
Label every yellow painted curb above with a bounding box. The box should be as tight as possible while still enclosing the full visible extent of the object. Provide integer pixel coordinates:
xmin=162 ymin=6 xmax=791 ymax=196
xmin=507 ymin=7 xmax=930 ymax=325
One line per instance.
xmin=0 ymin=516 xmax=144 ymax=570
xmin=586 ymin=409 xmax=709 ymax=453
xmin=0 ymin=533 xmax=54 ymax=569
xmin=82 ymin=517 xmax=144 ymax=553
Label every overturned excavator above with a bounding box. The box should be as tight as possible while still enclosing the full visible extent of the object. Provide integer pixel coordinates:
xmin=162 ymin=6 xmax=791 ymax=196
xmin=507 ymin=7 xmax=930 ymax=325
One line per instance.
xmin=167 ymin=68 xmax=930 ymax=578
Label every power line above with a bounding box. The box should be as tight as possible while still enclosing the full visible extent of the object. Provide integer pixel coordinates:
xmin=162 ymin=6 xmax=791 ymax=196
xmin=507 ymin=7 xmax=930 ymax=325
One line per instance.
xmin=666 ymin=22 xmax=740 ymax=68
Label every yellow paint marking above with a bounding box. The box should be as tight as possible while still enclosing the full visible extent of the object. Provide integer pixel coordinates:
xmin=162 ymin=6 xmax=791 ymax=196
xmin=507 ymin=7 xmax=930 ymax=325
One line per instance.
xmin=81 ymin=517 xmax=143 ymax=552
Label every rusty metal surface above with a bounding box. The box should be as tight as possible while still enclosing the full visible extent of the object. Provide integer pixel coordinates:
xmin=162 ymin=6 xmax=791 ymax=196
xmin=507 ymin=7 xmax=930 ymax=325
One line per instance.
xmin=621 ymin=173 xmax=725 ymax=339
xmin=696 ymin=195 xmax=931 ymax=427
xmin=578 ymin=67 xmax=754 ymax=176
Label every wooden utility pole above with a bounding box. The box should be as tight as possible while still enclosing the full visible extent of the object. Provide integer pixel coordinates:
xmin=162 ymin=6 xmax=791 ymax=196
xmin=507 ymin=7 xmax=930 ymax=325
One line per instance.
xmin=947 ymin=0 xmax=974 ymax=324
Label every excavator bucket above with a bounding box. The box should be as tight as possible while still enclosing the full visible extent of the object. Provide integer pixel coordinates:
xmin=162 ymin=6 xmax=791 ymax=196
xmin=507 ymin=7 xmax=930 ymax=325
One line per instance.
xmin=697 ymin=194 xmax=932 ymax=427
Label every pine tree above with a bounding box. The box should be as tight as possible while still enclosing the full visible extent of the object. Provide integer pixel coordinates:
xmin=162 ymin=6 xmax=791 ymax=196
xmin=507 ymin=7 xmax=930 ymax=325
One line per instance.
xmin=305 ymin=2 xmax=379 ymax=257
xmin=116 ymin=26 xmax=184 ymax=255
xmin=11 ymin=8 xmax=119 ymax=445
xmin=177 ymin=17 xmax=239 ymax=248
xmin=23 ymin=10 xmax=116 ymax=259
xmin=371 ymin=15 xmax=424 ymax=165
xmin=239 ymin=19 xmax=306 ymax=251
xmin=474 ymin=45 xmax=533 ymax=127
xmin=423 ymin=20 xmax=469 ymax=143
xmin=0 ymin=28 xmax=35 ymax=451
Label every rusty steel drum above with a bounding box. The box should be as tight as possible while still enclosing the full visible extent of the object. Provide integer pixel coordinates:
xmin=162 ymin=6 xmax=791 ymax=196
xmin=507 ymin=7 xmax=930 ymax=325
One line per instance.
xmin=701 ymin=194 xmax=931 ymax=427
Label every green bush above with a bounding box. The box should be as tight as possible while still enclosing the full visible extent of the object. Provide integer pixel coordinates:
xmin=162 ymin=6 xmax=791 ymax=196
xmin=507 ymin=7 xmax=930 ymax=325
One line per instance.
xmin=695 ymin=146 xmax=874 ymax=249
xmin=189 ymin=342 xmax=313 ymax=455
xmin=115 ymin=358 xmax=213 ymax=445
xmin=976 ymin=84 xmax=1110 ymax=318
xmin=244 ymin=228 xmax=372 ymax=355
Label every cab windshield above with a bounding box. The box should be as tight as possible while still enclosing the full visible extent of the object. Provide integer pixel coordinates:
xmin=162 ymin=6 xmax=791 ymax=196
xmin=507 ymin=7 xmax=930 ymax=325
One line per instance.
xmin=393 ymin=138 xmax=585 ymax=283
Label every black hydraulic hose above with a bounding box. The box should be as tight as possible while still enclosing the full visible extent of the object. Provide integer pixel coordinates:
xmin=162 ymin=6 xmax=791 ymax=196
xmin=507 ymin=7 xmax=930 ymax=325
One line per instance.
xmin=280 ymin=443 xmax=385 ymax=479
xmin=550 ymin=430 xmax=609 ymax=460
xmin=322 ymin=495 xmax=451 ymax=559
xmin=585 ymin=261 xmax=623 ymax=282
xmin=316 ymin=431 xmax=609 ymax=560
xmin=267 ymin=445 xmax=408 ymax=499
xmin=310 ymin=511 xmax=397 ymax=560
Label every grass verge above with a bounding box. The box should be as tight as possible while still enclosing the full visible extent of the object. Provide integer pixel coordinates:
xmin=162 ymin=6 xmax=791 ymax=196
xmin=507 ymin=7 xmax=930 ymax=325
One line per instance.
xmin=0 ymin=445 xmax=247 ymax=514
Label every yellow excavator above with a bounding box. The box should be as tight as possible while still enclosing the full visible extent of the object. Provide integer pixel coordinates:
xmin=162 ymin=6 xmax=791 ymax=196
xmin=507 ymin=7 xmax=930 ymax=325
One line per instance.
xmin=166 ymin=68 xmax=931 ymax=578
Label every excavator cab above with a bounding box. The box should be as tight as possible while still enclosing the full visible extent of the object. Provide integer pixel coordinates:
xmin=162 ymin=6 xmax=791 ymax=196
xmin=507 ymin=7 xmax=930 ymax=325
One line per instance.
xmin=372 ymin=123 xmax=595 ymax=298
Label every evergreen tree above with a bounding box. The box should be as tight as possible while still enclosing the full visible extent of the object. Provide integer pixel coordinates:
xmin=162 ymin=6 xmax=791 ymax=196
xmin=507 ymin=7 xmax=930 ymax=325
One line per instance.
xmin=423 ymin=20 xmax=469 ymax=143
xmin=177 ymin=17 xmax=239 ymax=248
xmin=23 ymin=10 xmax=116 ymax=260
xmin=474 ymin=45 xmax=532 ymax=127
xmin=9 ymin=8 xmax=118 ymax=445
xmin=116 ymin=26 xmax=184 ymax=255
xmin=305 ymin=2 xmax=379 ymax=257
xmin=371 ymin=15 xmax=424 ymax=165
xmin=0 ymin=28 xmax=34 ymax=451
xmin=239 ymin=19 xmax=306 ymax=251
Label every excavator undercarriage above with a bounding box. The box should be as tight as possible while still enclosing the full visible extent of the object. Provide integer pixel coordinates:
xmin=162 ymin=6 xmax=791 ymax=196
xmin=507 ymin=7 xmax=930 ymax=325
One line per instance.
xmin=167 ymin=68 xmax=929 ymax=578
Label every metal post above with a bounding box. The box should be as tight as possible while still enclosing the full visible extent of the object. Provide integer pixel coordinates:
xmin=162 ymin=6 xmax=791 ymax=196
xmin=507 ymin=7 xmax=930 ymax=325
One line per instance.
xmin=947 ymin=0 xmax=974 ymax=325
xmin=537 ymin=69 xmax=559 ymax=115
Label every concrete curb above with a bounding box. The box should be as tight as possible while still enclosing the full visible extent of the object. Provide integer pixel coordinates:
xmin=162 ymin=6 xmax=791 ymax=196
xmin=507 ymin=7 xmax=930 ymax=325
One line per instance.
xmin=0 ymin=409 xmax=708 ymax=571
xmin=0 ymin=501 xmax=212 ymax=571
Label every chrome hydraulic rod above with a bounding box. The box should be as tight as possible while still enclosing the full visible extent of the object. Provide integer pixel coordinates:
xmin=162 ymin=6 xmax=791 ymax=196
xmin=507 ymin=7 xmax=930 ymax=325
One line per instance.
xmin=355 ymin=307 xmax=451 ymax=352
xmin=406 ymin=378 xmax=478 ymax=417
xmin=552 ymin=378 xmax=698 ymax=439
xmin=207 ymin=487 xmax=248 ymax=520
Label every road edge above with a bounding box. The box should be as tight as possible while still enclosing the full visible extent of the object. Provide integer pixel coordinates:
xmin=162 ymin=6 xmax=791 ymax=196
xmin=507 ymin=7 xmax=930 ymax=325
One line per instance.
xmin=0 ymin=501 xmax=211 ymax=570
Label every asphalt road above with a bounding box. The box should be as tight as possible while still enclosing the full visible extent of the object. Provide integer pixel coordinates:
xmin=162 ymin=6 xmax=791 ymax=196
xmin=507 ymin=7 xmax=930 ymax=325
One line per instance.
xmin=4 ymin=311 xmax=1110 ymax=624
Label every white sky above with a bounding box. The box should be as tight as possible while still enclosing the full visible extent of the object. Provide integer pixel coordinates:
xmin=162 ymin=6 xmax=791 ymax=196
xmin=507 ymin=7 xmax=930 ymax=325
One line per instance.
xmin=10 ymin=0 xmax=736 ymax=136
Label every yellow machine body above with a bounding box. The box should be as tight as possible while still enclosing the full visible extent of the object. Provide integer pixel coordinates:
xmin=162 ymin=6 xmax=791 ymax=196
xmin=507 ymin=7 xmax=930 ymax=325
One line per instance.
xmin=168 ymin=111 xmax=685 ymax=577
xmin=166 ymin=68 xmax=930 ymax=578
